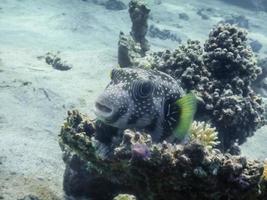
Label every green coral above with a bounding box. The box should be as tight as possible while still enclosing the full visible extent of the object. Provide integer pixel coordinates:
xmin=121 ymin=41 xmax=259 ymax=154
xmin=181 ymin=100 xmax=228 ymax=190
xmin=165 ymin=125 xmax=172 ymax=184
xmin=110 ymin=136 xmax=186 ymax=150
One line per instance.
xmin=189 ymin=121 xmax=220 ymax=150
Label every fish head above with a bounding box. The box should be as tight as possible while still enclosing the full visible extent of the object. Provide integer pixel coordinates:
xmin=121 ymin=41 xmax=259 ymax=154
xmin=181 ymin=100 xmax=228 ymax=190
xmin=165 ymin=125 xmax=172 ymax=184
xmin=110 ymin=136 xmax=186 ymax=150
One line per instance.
xmin=94 ymin=68 xmax=161 ymax=129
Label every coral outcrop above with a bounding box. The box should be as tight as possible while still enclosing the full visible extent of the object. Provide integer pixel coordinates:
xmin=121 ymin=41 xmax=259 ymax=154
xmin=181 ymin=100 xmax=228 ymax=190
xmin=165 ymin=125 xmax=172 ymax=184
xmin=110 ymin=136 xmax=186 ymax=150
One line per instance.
xmin=138 ymin=23 xmax=265 ymax=151
xmin=118 ymin=0 xmax=150 ymax=68
xmin=60 ymin=111 xmax=267 ymax=200
xmin=128 ymin=0 xmax=150 ymax=53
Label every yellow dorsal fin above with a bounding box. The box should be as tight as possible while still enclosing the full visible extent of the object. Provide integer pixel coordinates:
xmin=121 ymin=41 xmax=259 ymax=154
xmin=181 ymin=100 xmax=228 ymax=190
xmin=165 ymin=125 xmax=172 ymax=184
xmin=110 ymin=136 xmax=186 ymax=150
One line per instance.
xmin=174 ymin=93 xmax=197 ymax=140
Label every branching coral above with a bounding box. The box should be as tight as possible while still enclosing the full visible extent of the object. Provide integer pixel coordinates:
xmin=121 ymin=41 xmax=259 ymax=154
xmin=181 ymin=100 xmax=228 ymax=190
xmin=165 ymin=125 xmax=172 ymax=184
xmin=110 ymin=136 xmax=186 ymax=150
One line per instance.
xmin=149 ymin=40 xmax=210 ymax=90
xmin=189 ymin=121 xmax=220 ymax=150
xmin=203 ymin=23 xmax=261 ymax=85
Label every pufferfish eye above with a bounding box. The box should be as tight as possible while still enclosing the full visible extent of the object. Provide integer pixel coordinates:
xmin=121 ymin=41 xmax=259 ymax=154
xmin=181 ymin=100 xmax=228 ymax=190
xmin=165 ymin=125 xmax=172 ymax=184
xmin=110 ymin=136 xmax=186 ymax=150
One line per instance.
xmin=132 ymin=80 xmax=154 ymax=99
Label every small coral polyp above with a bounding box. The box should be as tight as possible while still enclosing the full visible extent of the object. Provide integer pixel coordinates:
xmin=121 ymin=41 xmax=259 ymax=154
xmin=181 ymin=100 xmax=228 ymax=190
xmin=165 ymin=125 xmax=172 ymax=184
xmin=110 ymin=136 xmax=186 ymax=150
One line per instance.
xmin=189 ymin=121 xmax=219 ymax=150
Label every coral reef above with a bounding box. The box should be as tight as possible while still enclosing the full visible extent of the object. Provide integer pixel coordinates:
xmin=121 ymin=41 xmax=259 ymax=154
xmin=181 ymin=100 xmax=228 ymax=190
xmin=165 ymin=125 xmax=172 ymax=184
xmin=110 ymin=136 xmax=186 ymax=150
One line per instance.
xmin=189 ymin=121 xmax=220 ymax=150
xmin=203 ymin=23 xmax=260 ymax=83
xmin=116 ymin=0 xmax=265 ymax=151
xmin=148 ymin=40 xmax=209 ymax=90
xmin=118 ymin=0 xmax=150 ymax=67
xmin=139 ymin=23 xmax=265 ymax=151
xmin=59 ymin=111 xmax=267 ymax=200
xmin=202 ymin=23 xmax=265 ymax=148
xmin=58 ymin=3 xmax=267 ymax=200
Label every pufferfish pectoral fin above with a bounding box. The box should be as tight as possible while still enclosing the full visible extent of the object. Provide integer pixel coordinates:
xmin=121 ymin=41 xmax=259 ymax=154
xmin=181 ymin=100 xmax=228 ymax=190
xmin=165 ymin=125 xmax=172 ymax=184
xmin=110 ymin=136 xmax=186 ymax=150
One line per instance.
xmin=174 ymin=92 xmax=197 ymax=141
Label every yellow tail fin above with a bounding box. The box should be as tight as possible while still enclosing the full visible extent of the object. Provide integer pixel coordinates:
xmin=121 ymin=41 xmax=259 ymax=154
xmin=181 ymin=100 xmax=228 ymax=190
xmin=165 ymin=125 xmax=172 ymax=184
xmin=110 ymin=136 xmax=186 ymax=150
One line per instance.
xmin=174 ymin=93 xmax=197 ymax=140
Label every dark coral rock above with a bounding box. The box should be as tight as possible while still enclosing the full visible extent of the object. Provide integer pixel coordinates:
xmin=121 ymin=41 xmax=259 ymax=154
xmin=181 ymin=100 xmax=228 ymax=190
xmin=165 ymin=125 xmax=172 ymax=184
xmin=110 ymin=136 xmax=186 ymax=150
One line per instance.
xmin=148 ymin=25 xmax=181 ymax=42
xmin=118 ymin=32 xmax=143 ymax=68
xmin=63 ymin=154 xmax=120 ymax=200
xmin=129 ymin=0 xmax=150 ymax=53
xmin=59 ymin=111 xmax=267 ymax=200
xmin=105 ymin=0 xmax=127 ymax=11
xmin=95 ymin=119 xmax=118 ymax=145
xmin=118 ymin=0 xmax=150 ymax=67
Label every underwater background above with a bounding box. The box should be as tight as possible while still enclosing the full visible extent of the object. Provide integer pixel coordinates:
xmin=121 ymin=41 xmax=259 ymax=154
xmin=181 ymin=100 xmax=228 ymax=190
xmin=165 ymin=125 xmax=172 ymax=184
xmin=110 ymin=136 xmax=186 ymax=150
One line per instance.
xmin=0 ymin=0 xmax=267 ymax=199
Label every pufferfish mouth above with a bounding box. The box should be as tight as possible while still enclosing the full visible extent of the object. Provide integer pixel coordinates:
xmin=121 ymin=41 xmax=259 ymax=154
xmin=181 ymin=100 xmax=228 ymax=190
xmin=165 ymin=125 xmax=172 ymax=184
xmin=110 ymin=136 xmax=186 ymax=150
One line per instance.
xmin=94 ymin=101 xmax=114 ymax=120
xmin=95 ymin=102 xmax=112 ymax=113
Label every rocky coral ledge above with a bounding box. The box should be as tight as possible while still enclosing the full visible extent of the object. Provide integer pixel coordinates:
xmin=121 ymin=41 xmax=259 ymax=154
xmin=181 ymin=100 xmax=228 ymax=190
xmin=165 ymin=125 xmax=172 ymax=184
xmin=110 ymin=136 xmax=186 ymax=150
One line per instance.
xmin=59 ymin=110 xmax=267 ymax=200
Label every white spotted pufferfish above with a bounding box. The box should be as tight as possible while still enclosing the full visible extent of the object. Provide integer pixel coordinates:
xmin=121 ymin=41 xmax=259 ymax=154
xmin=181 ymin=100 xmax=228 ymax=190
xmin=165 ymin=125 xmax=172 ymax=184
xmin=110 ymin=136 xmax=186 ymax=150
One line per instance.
xmin=94 ymin=67 xmax=197 ymax=142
